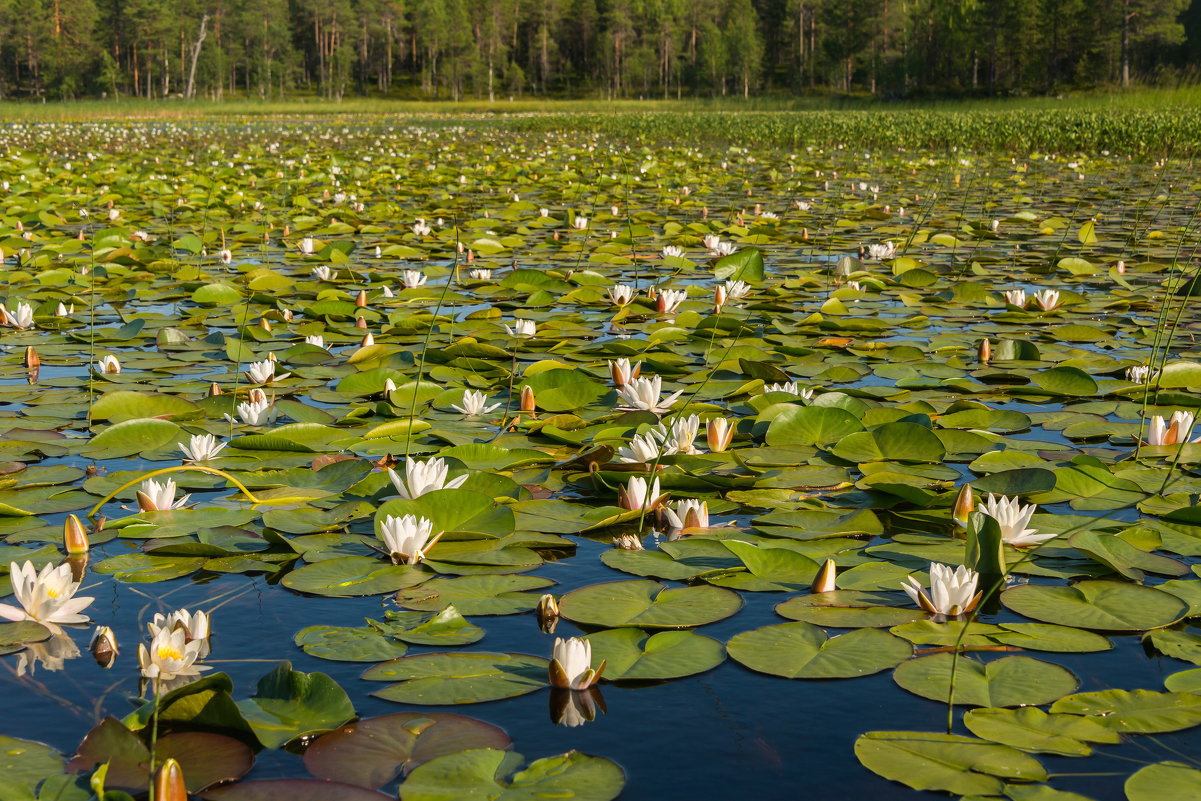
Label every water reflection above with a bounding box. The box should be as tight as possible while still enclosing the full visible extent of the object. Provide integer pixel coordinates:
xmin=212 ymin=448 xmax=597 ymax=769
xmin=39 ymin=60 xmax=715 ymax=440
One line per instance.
xmin=549 ymin=686 xmax=606 ymax=728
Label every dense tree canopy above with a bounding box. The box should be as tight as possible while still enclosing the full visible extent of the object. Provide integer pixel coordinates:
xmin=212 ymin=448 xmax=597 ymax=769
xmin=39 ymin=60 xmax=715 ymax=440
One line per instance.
xmin=0 ymin=0 xmax=1195 ymax=100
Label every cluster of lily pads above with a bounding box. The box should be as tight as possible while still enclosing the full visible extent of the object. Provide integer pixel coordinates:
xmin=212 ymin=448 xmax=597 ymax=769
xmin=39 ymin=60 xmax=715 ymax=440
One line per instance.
xmin=0 ymin=118 xmax=1199 ymax=799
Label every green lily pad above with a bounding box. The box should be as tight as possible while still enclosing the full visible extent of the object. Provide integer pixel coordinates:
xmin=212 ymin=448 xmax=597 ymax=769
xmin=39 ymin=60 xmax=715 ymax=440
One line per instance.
xmin=727 ymin=621 xmax=911 ymax=678
xmin=398 ymin=749 xmax=624 ymax=801
xmin=776 ymin=591 xmax=926 ymax=628
xmin=963 ymin=707 xmax=1120 ymax=757
xmin=854 ymin=731 xmax=1048 ymax=796
xmin=363 ymin=652 xmax=550 ymax=705
xmin=893 ymin=653 xmax=1079 ymax=707
xmin=558 ymin=580 xmax=742 ymax=629
xmin=584 ymin=628 xmax=725 ymax=681
xmin=371 ymin=607 xmax=485 ymax=646
xmin=1125 ymin=762 xmax=1201 ymax=801
xmin=294 ymin=626 xmax=411 ymax=662
xmin=1050 ymin=689 xmax=1201 ymax=733
xmin=1001 ymin=581 xmax=1188 ymax=631
xmin=235 ymin=662 xmax=356 ymax=749
xmin=282 ymin=556 xmax=432 ymax=597
xmin=393 ymin=574 xmax=555 ymax=616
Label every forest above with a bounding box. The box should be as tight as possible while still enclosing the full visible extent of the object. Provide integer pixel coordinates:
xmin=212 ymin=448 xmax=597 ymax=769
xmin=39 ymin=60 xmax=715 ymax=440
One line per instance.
xmin=0 ymin=0 xmax=1199 ymax=102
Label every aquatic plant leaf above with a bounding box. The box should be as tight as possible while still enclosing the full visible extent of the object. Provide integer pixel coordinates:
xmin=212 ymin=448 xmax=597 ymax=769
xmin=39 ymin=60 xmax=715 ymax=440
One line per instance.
xmin=398 ymin=749 xmax=624 ymax=801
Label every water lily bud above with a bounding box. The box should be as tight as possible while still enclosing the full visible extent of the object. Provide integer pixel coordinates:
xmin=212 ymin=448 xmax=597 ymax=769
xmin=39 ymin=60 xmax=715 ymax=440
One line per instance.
xmin=154 ymin=758 xmax=187 ymax=801
xmin=812 ymin=558 xmax=837 ymax=593
xmin=207 ymin=382 xmax=222 ymax=397
xmin=90 ymin=625 xmax=118 ymax=668
xmin=978 ymin=338 xmax=990 ymax=364
xmin=384 ymin=378 xmax=398 ymax=394
xmin=355 ymin=316 xmax=368 ymax=329
xmin=259 ymin=318 xmax=272 ymax=332
xmin=953 ymin=483 xmax=974 ymax=529
xmin=23 ymin=346 xmax=39 ymax=369
xmin=520 ymin=385 xmax=536 ymax=412
xmin=361 ymin=332 xmax=375 ymax=347
xmin=355 ymin=290 xmax=367 ymax=308
xmin=706 ymin=418 xmax=734 ymax=453
xmin=536 ymin=593 xmax=559 ymax=634
xmin=63 ymin=514 xmax=89 ymax=555
xmin=1116 ymin=260 xmax=1126 ymax=274
xmin=714 ymin=283 xmax=727 ymax=313
xmin=248 ymin=388 xmax=268 ymax=404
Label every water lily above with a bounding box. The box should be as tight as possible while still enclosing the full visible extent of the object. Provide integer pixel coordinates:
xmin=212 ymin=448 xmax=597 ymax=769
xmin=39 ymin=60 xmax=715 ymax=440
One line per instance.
xmin=617 ymin=475 xmax=665 ymax=511
xmin=138 ymin=625 xmax=210 ymax=690
xmin=154 ymin=759 xmax=188 ymax=801
xmin=615 ymin=375 xmax=684 ymax=415
xmin=298 ymin=237 xmax=317 ymax=254
xmin=412 ymin=219 xmax=432 ymax=237
xmin=0 ymin=560 xmax=95 ymax=627
xmin=505 ymin=319 xmax=536 ymax=338
xmin=866 ymin=241 xmax=896 ymax=261
xmin=218 ymin=248 xmax=232 ymax=264
xmin=723 ymin=280 xmax=751 ymax=300
xmin=608 ymin=358 xmax=641 ymax=386
xmin=616 ymin=432 xmax=666 ymax=464
xmin=379 ymin=514 xmax=441 ymax=564
xmin=611 ymin=533 xmax=644 ymax=550
xmin=1126 ymin=365 xmax=1153 ymax=383
xmin=812 ymin=559 xmax=837 ymax=592
xmin=178 ymin=433 xmax=227 ymax=462
xmin=244 ymin=359 xmax=290 ymax=384
xmin=90 ymin=625 xmax=119 ymax=668
xmin=1147 ymin=411 xmax=1199 ymax=446
xmin=536 ymin=593 xmax=559 ymax=633
xmin=387 ymin=456 xmax=468 ymax=499
xmin=2 ymin=301 xmax=34 ymax=330
xmin=1003 ymin=289 xmax=1027 ymax=308
xmin=662 ymin=245 xmax=684 ymax=258
xmin=401 ymin=269 xmax=427 ymax=288
xmin=653 ymin=414 xmax=701 ymax=454
xmin=608 ymin=284 xmax=636 ymax=306
xmin=55 ymin=303 xmax=74 ymax=317
xmin=763 ymin=381 xmax=809 ymax=398
xmin=901 ymin=563 xmax=982 ymax=616
xmin=706 ymin=418 xmax=735 ymax=452
xmin=137 ymin=478 xmax=191 ymax=512
xmin=95 ymin=354 xmax=121 ymax=374
xmin=548 ymin=636 xmax=604 ymax=690
xmin=1032 ymin=289 xmax=1061 ymax=310
xmin=660 ymin=498 xmax=709 ymax=532
xmin=311 ymin=265 xmax=336 ymax=281
xmin=452 ymin=389 xmax=501 ymax=416
xmin=469 ymin=268 xmax=493 ymax=280
xmin=572 ymin=216 xmax=588 ymax=230
xmin=305 ymin=335 xmax=326 ymax=349
xmin=149 ymin=609 xmax=212 ymax=658
xmin=656 ymin=289 xmax=687 ymax=314
xmin=226 ymin=398 xmax=275 ymax=426
xmin=977 ymin=493 xmax=1055 ymax=547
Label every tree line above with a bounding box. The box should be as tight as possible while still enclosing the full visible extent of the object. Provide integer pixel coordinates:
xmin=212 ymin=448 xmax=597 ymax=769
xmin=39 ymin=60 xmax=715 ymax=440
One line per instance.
xmin=1 ymin=0 xmax=1197 ymax=102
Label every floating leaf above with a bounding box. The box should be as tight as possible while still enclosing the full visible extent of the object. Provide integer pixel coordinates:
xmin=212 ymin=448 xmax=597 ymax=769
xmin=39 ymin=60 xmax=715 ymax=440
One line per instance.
xmin=963 ymin=707 xmax=1120 ymax=757
xmin=727 ymin=621 xmax=910 ymax=679
xmin=236 ymin=662 xmax=356 ymax=749
xmin=398 ymin=749 xmax=624 ymax=801
xmin=854 ymin=731 xmax=1047 ymax=796
xmin=893 ymin=654 xmax=1079 ymax=707
xmin=558 ymin=580 xmax=742 ymax=629
xmin=584 ymin=628 xmax=725 ymax=681
xmin=1001 ymin=581 xmax=1187 ymax=631
xmin=1050 ymin=689 xmax=1201 ymax=733
xmin=363 ymin=652 xmax=550 ymax=704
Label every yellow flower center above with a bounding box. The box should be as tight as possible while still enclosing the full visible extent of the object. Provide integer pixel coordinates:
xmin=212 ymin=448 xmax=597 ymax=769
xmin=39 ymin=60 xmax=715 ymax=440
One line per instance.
xmin=45 ymin=588 xmax=60 ymax=598
xmin=156 ymin=646 xmax=183 ymax=661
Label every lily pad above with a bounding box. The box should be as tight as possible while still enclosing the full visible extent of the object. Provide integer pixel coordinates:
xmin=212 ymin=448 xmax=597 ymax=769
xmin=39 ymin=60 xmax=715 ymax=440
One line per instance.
xmin=363 ymin=652 xmax=550 ymax=704
xmin=398 ymin=749 xmax=624 ymax=801
xmin=893 ymin=653 xmax=1079 ymax=707
xmin=584 ymin=628 xmax=725 ymax=681
xmin=558 ymin=580 xmax=742 ymax=629
xmin=727 ymin=621 xmax=911 ymax=678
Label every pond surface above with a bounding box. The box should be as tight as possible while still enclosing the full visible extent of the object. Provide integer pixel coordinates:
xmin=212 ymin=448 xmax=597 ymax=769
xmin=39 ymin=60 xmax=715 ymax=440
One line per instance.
xmin=0 ymin=118 xmax=1198 ymax=801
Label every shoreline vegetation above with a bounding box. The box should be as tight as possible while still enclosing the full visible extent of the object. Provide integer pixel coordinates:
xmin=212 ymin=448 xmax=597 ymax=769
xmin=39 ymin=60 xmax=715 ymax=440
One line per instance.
xmin=5 ymin=90 xmax=1201 ymax=154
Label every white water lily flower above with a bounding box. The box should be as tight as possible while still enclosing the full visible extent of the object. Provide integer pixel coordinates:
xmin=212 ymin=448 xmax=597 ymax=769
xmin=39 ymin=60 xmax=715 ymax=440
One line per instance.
xmin=796 ymin=200 xmax=811 ymax=211
xmin=1126 ymin=365 xmax=1153 ymax=384
xmin=902 ymin=563 xmax=981 ymax=616
xmin=572 ymin=216 xmax=588 ymax=230
xmin=846 ymin=280 xmax=863 ymax=292
xmin=149 ymin=609 xmax=212 ymax=658
xmin=218 ymin=249 xmax=232 ymax=264
xmin=1003 ymin=289 xmax=1027 ymax=308
xmin=615 ymin=375 xmax=684 ymax=415
xmin=380 ymin=285 xmax=395 ymax=298
xmin=1032 ymin=289 xmax=1061 ymax=310
xmin=412 ymin=219 xmax=432 ymax=237
xmin=866 ymin=242 xmax=896 ymax=261
xmin=548 ymin=637 xmax=603 ymax=690
xmin=469 ymin=268 xmax=493 ymax=281
xmin=608 ymin=358 xmax=641 ymax=386
xmin=616 ymin=432 xmax=667 ymax=464
xmin=244 ymin=359 xmax=290 ymax=384
xmin=18 ymin=629 xmax=80 ymax=676
xmin=617 ymin=475 xmax=664 ymax=511
xmin=226 ymin=399 xmax=275 ymax=426
xmin=505 ymin=319 xmax=536 ymax=338
xmin=137 ymin=478 xmax=191 ymax=512
xmin=95 ymin=354 xmax=121 ymax=374
xmin=401 ymin=270 xmax=427 ymax=288
xmin=654 ymin=414 xmax=701 ymax=455
xmin=608 ymin=284 xmax=636 ymax=306
xmin=763 ymin=381 xmax=805 ymax=397
xmin=2 ymin=302 xmax=34 ymax=330
xmin=723 ymin=280 xmax=751 ymax=299
xmin=56 ymin=303 xmax=74 ymax=317
xmin=138 ymin=625 xmax=210 ymax=689
xmin=612 ymin=533 xmax=644 ymax=550
xmin=452 ymin=389 xmax=501 ymax=417
xmin=387 ymin=456 xmax=468 ymax=499
xmin=662 ymin=245 xmax=684 ymax=259
xmin=0 ymin=561 xmax=95 ymax=627
xmin=305 ymin=335 xmax=326 ymax=349
xmin=298 ymin=237 xmax=317 ymax=254
xmin=977 ymin=493 xmax=1055 ymax=547
xmin=657 ymin=289 xmax=687 ymax=314
xmin=711 ymin=241 xmax=736 ymax=256
xmin=379 ymin=514 xmax=441 ymax=564
xmin=661 ymin=498 xmax=709 ymax=532
xmin=1147 ymin=411 xmax=1199 ymax=446
xmin=706 ymin=418 xmax=735 ymax=452
xmin=178 ymin=433 xmax=226 ymax=462
xmin=311 ymin=265 xmax=336 ymax=281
